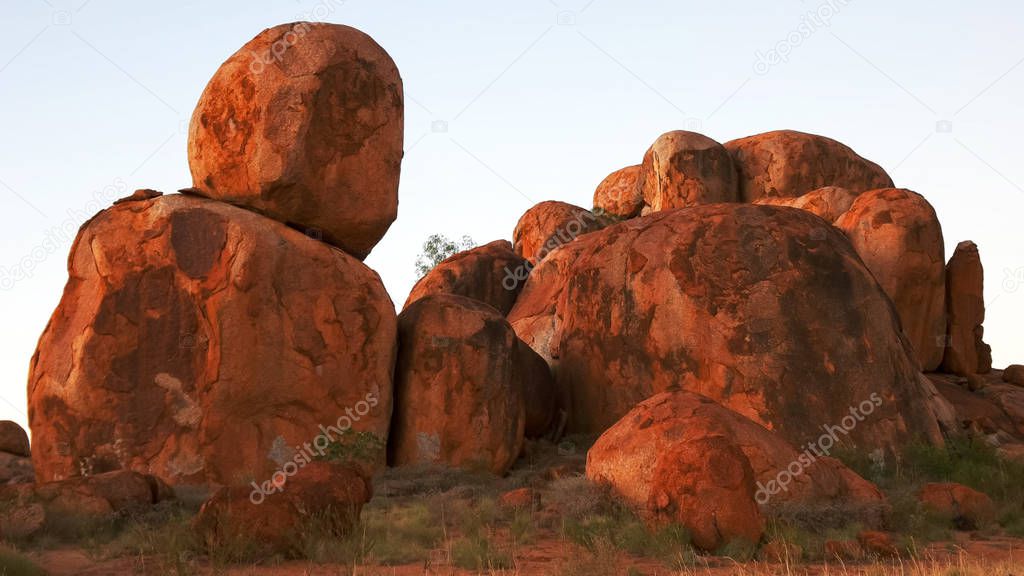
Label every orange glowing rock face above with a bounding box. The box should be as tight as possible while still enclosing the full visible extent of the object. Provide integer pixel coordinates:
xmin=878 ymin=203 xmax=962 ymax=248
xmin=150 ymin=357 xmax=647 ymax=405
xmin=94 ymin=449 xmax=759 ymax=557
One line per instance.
xmin=187 ymin=22 xmax=404 ymax=260
xmin=593 ymin=165 xmax=643 ymax=219
xmin=27 ymin=194 xmax=396 ymax=487
xmin=509 ymin=203 xmax=949 ymax=447
xmin=725 ymin=129 xmax=893 ymax=202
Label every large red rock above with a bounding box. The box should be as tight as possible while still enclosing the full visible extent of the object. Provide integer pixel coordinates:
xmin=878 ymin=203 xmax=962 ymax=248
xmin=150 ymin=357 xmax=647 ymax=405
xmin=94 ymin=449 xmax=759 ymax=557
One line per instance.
xmin=512 ymin=201 xmax=609 ymax=265
xmin=390 ymin=295 xmax=547 ymax=474
xmin=28 ymin=194 xmax=396 ymax=486
xmin=836 ymin=189 xmax=946 ymax=371
xmin=941 ymin=241 xmax=992 ymax=375
xmin=918 ymin=482 xmax=995 ymax=529
xmin=0 ymin=421 xmax=29 ymax=457
xmin=647 ymin=436 xmax=763 ymax=551
xmin=193 ymin=461 xmax=369 ymax=556
xmin=403 ymin=240 xmax=527 ymax=315
xmin=725 ymin=130 xmax=893 ymax=202
xmin=509 ymin=204 xmax=948 ymax=450
xmin=187 ymin=23 xmax=403 ymax=260
xmin=639 ymin=131 xmax=739 ymax=212
xmin=593 ymin=165 xmax=643 ymax=219
xmin=752 ymin=186 xmax=857 ymax=223
xmin=587 ymin=392 xmax=886 ymax=531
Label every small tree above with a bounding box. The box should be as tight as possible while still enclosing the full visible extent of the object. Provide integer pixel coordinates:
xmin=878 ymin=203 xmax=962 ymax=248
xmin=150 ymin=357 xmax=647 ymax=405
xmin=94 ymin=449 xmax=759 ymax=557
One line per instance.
xmin=415 ymin=234 xmax=475 ymax=277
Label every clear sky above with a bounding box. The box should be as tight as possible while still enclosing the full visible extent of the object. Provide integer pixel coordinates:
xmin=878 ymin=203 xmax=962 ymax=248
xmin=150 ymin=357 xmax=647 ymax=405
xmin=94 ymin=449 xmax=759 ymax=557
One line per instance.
xmin=1 ymin=1 xmax=1021 ymax=431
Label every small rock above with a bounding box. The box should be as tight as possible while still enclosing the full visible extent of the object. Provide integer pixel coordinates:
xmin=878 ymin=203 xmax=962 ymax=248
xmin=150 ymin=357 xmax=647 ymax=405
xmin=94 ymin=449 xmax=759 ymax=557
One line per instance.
xmin=857 ymin=530 xmax=899 ymax=557
xmin=113 ymin=188 xmax=162 ymax=205
xmin=1003 ymin=365 xmax=1024 ymax=386
xmin=0 ymin=421 xmax=29 ymax=457
xmin=966 ymin=374 xmax=988 ymax=392
xmin=498 ymin=487 xmax=539 ymax=511
xmin=0 ymin=453 xmax=34 ymax=485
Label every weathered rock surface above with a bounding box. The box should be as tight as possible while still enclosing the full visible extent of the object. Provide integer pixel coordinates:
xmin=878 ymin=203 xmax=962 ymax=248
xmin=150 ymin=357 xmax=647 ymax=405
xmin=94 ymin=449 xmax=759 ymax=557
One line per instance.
xmin=193 ymin=461 xmax=369 ymax=556
xmin=647 ymin=435 xmax=764 ymax=551
xmin=390 ymin=295 xmax=542 ymax=474
xmin=509 ymin=203 xmax=947 ymax=450
xmin=593 ymin=165 xmax=643 ymax=219
xmin=0 ymin=453 xmax=33 ymax=485
xmin=188 ymin=22 xmax=404 ymax=259
xmin=587 ymin=392 xmax=886 ymax=533
xmin=640 ymin=131 xmax=739 ymax=212
xmin=28 ymin=194 xmax=396 ymax=486
xmin=752 ymin=186 xmax=857 ymax=223
xmin=512 ymin=201 xmax=609 ymax=265
xmin=941 ymin=241 xmax=992 ymax=375
xmin=404 ymin=240 xmax=527 ymax=315
xmin=0 ymin=421 xmax=29 ymax=457
xmin=0 ymin=470 xmax=172 ymax=540
xmin=725 ymin=130 xmax=893 ymax=202
xmin=836 ymin=188 xmax=946 ymax=371
xmin=919 ymin=482 xmax=995 ymax=529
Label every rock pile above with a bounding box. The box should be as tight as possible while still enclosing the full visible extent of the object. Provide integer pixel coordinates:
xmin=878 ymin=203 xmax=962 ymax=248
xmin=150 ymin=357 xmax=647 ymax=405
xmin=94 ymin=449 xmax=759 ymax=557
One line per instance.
xmin=12 ymin=22 xmax=1021 ymax=559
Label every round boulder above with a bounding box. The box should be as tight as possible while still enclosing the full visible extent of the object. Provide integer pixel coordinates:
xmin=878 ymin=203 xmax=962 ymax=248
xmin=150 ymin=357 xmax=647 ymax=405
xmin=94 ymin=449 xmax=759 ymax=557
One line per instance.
xmin=509 ymin=203 xmax=947 ymax=450
xmin=640 ymin=131 xmax=739 ymax=212
xmin=188 ymin=22 xmax=403 ymax=259
xmin=512 ymin=201 xmax=609 ymax=265
xmin=836 ymin=188 xmax=946 ymax=371
xmin=587 ymin=391 xmax=886 ymax=530
xmin=404 ymin=240 xmax=527 ymax=316
xmin=725 ymin=130 xmax=892 ymax=202
xmin=593 ymin=165 xmax=643 ymax=219
xmin=0 ymin=421 xmax=29 ymax=457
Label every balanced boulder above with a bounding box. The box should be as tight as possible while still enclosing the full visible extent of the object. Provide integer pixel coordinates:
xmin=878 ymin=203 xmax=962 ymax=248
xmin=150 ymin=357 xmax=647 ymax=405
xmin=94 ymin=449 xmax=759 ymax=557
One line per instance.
xmin=941 ymin=241 xmax=992 ymax=375
xmin=28 ymin=194 xmax=396 ymax=485
xmin=512 ymin=201 xmax=608 ymax=265
xmin=836 ymin=188 xmax=946 ymax=371
xmin=640 ymin=130 xmax=739 ymax=212
xmin=593 ymin=165 xmax=643 ymax=219
xmin=725 ymin=130 xmax=892 ymax=202
xmin=404 ymin=240 xmax=527 ymax=315
xmin=187 ymin=22 xmax=403 ymax=260
xmin=752 ymin=186 xmax=857 ymax=223
xmin=390 ymin=295 xmax=551 ymax=474
xmin=509 ymin=203 xmax=947 ymax=450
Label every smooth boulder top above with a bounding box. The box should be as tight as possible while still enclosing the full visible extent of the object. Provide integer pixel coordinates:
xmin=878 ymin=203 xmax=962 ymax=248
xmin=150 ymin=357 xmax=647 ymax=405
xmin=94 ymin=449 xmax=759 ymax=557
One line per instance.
xmin=188 ymin=22 xmax=404 ymax=260
xmin=725 ymin=130 xmax=893 ymax=202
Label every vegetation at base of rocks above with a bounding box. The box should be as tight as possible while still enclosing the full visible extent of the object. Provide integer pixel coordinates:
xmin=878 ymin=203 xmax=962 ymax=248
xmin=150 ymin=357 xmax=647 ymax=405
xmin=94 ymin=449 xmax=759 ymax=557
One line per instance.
xmin=315 ymin=429 xmax=387 ymax=470
xmin=0 ymin=547 xmax=47 ymax=576
xmin=836 ymin=437 xmax=1024 ymax=540
xmin=414 ymin=233 xmax=475 ymax=277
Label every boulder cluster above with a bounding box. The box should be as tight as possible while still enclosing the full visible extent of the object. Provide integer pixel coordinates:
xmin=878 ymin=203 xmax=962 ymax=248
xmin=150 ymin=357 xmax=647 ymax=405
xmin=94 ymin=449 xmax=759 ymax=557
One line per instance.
xmin=5 ymin=22 xmax=1024 ymax=555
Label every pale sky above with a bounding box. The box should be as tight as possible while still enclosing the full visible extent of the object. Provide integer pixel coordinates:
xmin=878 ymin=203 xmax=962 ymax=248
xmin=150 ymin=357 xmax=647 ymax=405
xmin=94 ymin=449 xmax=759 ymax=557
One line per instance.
xmin=1 ymin=1 xmax=1022 ymax=431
